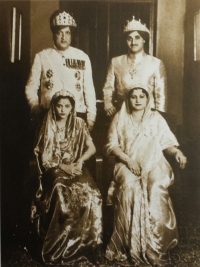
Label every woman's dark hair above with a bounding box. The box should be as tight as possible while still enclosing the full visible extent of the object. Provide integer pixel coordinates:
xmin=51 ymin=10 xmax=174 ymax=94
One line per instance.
xmin=53 ymin=95 xmax=75 ymax=108
xmin=127 ymin=87 xmax=149 ymax=99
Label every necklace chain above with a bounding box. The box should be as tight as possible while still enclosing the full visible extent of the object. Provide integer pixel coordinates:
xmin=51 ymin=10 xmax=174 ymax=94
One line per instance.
xmin=127 ymin=55 xmax=145 ymax=79
xmin=56 ymin=123 xmax=66 ymax=132
xmin=129 ymin=115 xmax=141 ymax=136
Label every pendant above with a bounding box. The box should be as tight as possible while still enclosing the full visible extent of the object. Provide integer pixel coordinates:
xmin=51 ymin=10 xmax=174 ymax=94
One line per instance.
xmin=129 ymin=69 xmax=137 ymax=79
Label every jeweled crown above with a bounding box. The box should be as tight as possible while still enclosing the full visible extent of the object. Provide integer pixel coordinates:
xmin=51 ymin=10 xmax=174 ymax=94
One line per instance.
xmin=124 ymin=16 xmax=149 ymax=33
xmin=53 ymin=11 xmax=77 ymax=27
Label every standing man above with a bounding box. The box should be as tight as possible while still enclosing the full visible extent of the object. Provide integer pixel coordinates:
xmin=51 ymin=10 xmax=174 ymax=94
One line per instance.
xmin=103 ymin=16 xmax=167 ymax=118
xmin=25 ymin=10 xmax=96 ymax=131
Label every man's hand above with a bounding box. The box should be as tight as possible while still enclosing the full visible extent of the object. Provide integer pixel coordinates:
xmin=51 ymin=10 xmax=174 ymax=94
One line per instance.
xmin=106 ymin=106 xmax=117 ymax=117
xmin=87 ymin=120 xmax=94 ymax=132
xmin=31 ymin=104 xmax=41 ymax=115
xmin=175 ymin=150 xmax=187 ymax=169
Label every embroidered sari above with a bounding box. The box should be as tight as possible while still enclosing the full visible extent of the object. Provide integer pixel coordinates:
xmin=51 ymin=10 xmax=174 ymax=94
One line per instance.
xmin=105 ymin=96 xmax=179 ymax=266
xmin=31 ymin=91 xmax=102 ymax=265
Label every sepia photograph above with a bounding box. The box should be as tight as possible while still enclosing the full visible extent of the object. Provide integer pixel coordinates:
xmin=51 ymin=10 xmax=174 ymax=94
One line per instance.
xmin=1 ymin=0 xmax=200 ymax=266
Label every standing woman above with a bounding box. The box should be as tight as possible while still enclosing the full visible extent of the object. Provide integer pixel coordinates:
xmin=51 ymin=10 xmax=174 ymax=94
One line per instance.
xmin=105 ymin=86 xmax=187 ymax=266
xmin=31 ymin=89 xmax=102 ymax=265
xmin=103 ymin=16 xmax=167 ymax=118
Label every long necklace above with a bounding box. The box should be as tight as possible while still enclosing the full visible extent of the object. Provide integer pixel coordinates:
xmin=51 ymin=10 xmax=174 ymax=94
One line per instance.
xmin=129 ymin=115 xmax=141 ymax=136
xmin=127 ymin=55 xmax=146 ymax=79
xmin=56 ymin=123 xmax=66 ymax=140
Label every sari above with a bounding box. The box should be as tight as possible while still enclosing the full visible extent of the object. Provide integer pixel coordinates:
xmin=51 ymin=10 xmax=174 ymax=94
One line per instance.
xmin=105 ymin=95 xmax=179 ymax=266
xmin=31 ymin=90 xmax=102 ymax=265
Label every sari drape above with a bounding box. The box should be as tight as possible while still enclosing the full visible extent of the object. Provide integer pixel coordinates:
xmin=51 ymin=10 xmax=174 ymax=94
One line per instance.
xmin=31 ymin=91 xmax=103 ymax=265
xmin=105 ymin=99 xmax=179 ymax=266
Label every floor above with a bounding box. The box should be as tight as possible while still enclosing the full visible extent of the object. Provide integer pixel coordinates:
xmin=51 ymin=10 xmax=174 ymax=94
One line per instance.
xmin=1 ymin=112 xmax=200 ymax=267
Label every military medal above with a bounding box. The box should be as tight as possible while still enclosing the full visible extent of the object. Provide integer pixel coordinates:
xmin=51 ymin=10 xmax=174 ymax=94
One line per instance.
xmin=75 ymin=83 xmax=81 ymax=92
xmin=46 ymin=69 xmax=54 ymax=89
xmin=66 ymin=58 xmax=86 ymax=70
xmin=75 ymin=71 xmax=81 ymax=80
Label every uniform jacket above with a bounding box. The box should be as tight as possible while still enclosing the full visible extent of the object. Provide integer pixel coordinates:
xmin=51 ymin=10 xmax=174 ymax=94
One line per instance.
xmin=103 ymin=54 xmax=167 ymax=112
xmin=25 ymin=47 xmax=96 ymax=121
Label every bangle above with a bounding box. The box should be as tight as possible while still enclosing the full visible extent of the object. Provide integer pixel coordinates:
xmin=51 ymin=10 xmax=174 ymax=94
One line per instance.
xmin=119 ymin=153 xmax=129 ymax=161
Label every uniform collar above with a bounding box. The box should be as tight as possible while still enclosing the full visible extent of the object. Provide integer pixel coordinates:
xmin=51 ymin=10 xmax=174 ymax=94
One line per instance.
xmin=54 ymin=45 xmax=72 ymax=58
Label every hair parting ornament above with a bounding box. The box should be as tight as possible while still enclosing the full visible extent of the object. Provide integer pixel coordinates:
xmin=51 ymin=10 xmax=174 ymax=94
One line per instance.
xmin=53 ymin=89 xmax=75 ymax=100
xmin=128 ymin=84 xmax=149 ymax=97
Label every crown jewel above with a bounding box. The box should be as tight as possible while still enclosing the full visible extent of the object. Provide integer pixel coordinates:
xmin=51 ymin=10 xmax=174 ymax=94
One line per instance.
xmin=53 ymin=11 xmax=77 ymax=27
xmin=124 ymin=16 xmax=149 ymax=33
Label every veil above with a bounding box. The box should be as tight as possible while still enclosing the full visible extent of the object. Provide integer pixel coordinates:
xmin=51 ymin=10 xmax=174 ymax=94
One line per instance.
xmin=34 ymin=89 xmax=77 ymax=172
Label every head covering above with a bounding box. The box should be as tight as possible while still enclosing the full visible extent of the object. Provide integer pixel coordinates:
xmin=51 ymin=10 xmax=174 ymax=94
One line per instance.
xmin=50 ymin=10 xmax=77 ymax=32
xmin=123 ymin=16 xmax=150 ymax=34
xmin=117 ymin=86 xmax=152 ymax=146
xmin=106 ymin=86 xmax=163 ymax=176
xmin=34 ymin=89 xmax=77 ymax=171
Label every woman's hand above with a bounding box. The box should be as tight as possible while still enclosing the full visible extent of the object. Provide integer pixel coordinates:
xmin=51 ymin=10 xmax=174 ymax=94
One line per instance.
xmin=126 ymin=158 xmax=141 ymax=176
xmin=59 ymin=163 xmax=82 ymax=176
xmin=73 ymin=160 xmax=83 ymax=175
xmin=175 ymin=150 xmax=187 ymax=169
xmin=59 ymin=163 xmax=75 ymax=176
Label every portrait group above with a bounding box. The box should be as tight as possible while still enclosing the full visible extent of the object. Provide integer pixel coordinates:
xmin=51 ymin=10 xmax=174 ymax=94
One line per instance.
xmin=25 ymin=8 xmax=187 ymax=267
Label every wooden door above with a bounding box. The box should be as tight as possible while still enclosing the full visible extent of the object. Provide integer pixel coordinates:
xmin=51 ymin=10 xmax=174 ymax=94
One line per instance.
xmin=60 ymin=0 xmax=156 ymax=99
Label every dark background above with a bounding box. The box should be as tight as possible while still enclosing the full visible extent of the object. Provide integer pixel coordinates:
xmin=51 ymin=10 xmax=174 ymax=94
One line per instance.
xmin=1 ymin=0 xmax=200 ymax=266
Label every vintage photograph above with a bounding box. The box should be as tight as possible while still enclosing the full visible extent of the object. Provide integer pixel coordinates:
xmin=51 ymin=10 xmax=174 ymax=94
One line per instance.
xmin=1 ymin=0 xmax=200 ymax=266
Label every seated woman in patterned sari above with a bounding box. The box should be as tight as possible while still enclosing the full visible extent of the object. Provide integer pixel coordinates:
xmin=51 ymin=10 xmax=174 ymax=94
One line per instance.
xmin=31 ymin=89 xmax=103 ymax=266
xmin=105 ymin=86 xmax=187 ymax=266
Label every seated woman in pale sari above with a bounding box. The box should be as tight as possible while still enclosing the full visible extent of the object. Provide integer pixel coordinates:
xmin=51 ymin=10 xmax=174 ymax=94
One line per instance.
xmin=31 ymin=89 xmax=102 ymax=266
xmin=105 ymin=86 xmax=187 ymax=266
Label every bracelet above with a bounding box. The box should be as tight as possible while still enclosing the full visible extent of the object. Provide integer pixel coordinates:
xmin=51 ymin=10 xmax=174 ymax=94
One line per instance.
xmin=119 ymin=153 xmax=129 ymax=161
xmin=170 ymin=147 xmax=179 ymax=156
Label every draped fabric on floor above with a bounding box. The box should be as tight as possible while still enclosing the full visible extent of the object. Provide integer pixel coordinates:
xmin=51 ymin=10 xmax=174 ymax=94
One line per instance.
xmin=32 ymin=167 xmax=102 ymax=265
xmin=105 ymin=98 xmax=179 ymax=266
xmin=31 ymin=91 xmax=103 ymax=265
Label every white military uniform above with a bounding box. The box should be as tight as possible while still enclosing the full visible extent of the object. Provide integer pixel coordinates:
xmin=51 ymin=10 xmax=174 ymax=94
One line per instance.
xmin=25 ymin=47 xmax=96 ymax=122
